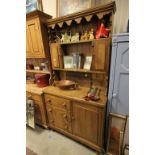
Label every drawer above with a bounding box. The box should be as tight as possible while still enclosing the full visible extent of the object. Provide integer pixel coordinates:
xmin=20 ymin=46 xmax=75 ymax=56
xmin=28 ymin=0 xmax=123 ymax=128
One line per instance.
xmin=26 ymin=92 xmax=42 ymax=102
xmin=45 ymin=94 xmax=70 ymax=111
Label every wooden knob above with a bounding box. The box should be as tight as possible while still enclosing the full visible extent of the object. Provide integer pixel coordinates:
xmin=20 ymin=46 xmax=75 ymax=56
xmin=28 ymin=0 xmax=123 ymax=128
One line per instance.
xmin=50 ymin=120 xmax=54 ymax=123
xmin=64 ymin=125 xmax=68 ymax=129
xmin=72 ymin=117 xmax=75 ymax=121
xmin=63 ymin=103 xmax=67 ymax=107
xmin=48 ymin=109 xmax=52 ymax=112
xmin=47 ymin=99 xmax=51 ymax=103
xmin=63 ymin=114 xmax=67 ymax=118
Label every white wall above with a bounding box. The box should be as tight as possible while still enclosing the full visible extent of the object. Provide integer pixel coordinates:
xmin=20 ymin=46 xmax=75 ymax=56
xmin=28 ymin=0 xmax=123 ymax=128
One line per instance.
xmin=42 ymin=0 xmax=129 ymax=34
xmin=42 ymin=0 xmax=57 ymax=17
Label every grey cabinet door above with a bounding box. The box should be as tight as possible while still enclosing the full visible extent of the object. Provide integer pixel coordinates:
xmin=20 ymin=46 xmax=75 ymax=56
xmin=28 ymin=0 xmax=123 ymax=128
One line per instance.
xmin=108 ymin=33 xmax=129 ymax=115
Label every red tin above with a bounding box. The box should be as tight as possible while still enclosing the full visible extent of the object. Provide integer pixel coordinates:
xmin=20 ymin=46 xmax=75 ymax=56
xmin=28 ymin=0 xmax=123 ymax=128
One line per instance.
xmin=35 ymin=74 xmax=50 ymax=87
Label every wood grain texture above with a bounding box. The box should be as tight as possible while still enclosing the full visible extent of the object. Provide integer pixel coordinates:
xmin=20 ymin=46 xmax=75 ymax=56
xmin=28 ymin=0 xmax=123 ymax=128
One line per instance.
xmin=26 ymin=84 xmax=47 ymax=95
xmin=26 ymin=90 xmax=48 ymax=128
xmin=26 ymin=11 xmax=52 ymax=58
xmin=43 ymin=86 xmax=107 ymax=108
xmin=44 ymin=92 xmax=105 ymax=153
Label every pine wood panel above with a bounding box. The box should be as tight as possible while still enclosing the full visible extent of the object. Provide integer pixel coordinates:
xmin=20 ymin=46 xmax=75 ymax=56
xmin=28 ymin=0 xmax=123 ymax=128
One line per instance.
xmin=27 ymin=19 xmax=44 ymax=58
xmin=26 ymin=10 xmax=52 ymax=58
xmin=50 ymin=43 xmax=61 ymax=68
xmin=43 ymin=86 xmax=107 ymax=108
xmin=45 ymin=94 xmax=71 ymax=111
xmin=26 ymin=24 xmax=33 ymax=58
xmin=26 ymin=91 xmax=48 ymax=128
xmin=72 ymin=102 xmax=99 ymax=144
xmin=46 ymin=100 xmax=72 ymax=133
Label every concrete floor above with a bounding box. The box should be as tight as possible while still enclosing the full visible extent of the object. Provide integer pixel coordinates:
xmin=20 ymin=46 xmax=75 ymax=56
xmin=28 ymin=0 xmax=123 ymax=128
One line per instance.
xmin=26 ymin=125 xmax=98 ymax=155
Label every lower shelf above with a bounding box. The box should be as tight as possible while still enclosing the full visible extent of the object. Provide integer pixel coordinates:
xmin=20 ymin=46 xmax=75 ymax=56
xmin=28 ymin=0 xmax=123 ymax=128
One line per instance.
xmin=26 ymin=69 xmax=50 ymax=74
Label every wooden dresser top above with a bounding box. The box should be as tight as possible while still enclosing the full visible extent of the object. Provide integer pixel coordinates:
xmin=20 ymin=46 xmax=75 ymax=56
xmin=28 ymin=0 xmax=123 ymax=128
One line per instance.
xmin=43 ymin=86 xmax=107 ymax=108
xmin=26 ymin=84 xmax=47 ymax=95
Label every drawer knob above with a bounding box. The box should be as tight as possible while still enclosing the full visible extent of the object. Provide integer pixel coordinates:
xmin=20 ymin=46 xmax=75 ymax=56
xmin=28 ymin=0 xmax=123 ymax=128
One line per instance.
xmin=63 ymin=103 xmax=67 ymax=107
xmin=47 ymin=99 xmax=51 ymax=103
xmin=50 ymin=120 xmax=54 ymax=123
xmin=63 ymin=114 xmax=67 ymax=118
xmin=64 ymin=125 xmax=68 ymax=129
xmin=72 ymin=117 xmax=75 ymax=121
xmin=48 ymin=109 xmax=52 ymax=112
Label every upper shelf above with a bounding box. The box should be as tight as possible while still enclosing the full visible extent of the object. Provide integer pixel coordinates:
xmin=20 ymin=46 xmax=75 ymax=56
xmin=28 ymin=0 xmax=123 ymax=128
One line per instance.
xmin=50 ymin=38 xmax=111 ymax=45
xmin=26 ymin=69 xmax=50 ymax=74
xmin=53 ymin=68 xmax=106 ymax=75
xmin=60 ymin=39 xmax=93 ymax=45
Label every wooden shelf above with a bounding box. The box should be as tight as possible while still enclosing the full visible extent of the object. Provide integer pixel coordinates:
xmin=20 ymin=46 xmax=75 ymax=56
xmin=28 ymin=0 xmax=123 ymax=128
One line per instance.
xmin=59 ymin=39 xmax=93 ymax=45
xmin=26 ymin=69 xmax=50 ymax=74
xmin=57 ymin=38 xmax=109 ymax=45
xmin=53 ymin=68 xmax=105 ymax=74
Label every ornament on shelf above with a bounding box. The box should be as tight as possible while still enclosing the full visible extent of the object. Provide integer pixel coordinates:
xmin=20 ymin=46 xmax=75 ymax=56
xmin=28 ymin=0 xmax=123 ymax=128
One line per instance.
xmin=81 ymin=31 xmax=89 ymax=40
xmin=61 ymin=32 xmax=71 ymax=43
xmin=95 ymin=23 xmax=111 ymax=39
xmin=71 ymin=32 xmax=79 ymax=42
xmin=88 ymin=28 xmax=94 ymax=40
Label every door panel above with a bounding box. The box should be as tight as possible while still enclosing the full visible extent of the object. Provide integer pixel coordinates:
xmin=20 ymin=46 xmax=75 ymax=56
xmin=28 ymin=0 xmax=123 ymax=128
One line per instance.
xmin=72 ymin=103 xmax=99 ymax=144
xmin=93 ymin=38 xmax=110 ymax=72
xmin=112 ymin=42 xmax=129 ymax=115
xmin=52 ymin=107 xmax=72 ymax=133
xmin=34 ymin=101 xmax=43 ymax=125
xmin=26 ymin=24 xmax=33 ymax=57
xmin=27 ymin=19 xmax=44 ymax=58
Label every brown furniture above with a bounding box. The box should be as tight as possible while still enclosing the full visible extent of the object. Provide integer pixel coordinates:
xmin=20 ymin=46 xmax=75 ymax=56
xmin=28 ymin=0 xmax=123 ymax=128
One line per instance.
xmin=26 ymin=10 xmax=52 ymax=58
xmin=43 ymin=86 xmax=107 ymax=153
xmin=44 ymin=1 xmax=116 ymax=154
xmin=26 ymin=84 xmax=48 ymax=128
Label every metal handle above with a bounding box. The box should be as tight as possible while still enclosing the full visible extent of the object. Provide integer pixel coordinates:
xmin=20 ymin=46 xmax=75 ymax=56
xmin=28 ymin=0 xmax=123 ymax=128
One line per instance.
xmin=113 ymin=93 xmax=117 ymax=97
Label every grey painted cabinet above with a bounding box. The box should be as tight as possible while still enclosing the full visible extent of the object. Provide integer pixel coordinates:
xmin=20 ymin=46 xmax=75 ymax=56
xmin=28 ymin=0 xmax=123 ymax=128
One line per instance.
xmin=108 ymin=33 xmax=129 ymax=115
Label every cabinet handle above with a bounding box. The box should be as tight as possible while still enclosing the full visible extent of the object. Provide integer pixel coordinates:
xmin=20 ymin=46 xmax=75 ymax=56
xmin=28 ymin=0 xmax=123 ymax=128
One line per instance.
xmin=63 ymin=114 xmax=68 ymax=123
xmin=71 ymin=117 xmax=75 ymax=121
xmin=63 ymin=114 xmax=67 ymax=118
xmin=48 ymin=109 xmax=52 ymax=113
xmin=62 ymin=103 xmax=67 ymax=107
xmin=47 ymin=99 xmax=51 ymax=103
xmin=50 ymin=120 xmax=54 ymax=123
xmin=64 ymin=125 xmax=68 ymax=129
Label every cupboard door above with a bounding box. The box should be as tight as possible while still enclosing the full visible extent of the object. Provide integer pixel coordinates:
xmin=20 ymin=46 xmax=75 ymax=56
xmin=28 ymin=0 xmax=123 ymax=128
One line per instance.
xmin=72 ymin=102 xmax=99 ymax=144
xmin=52 ymin=107 xmax=72 ymax=133
xmin=34 ymin=101 xmax=43 ymax=125
xmin=93 ymin=38 xmax=110 ymax=71
xmin=50 ymin=43 xmax=63 ymax=68
xmin=27 ymin=19 xmax=44 ymax=58
xmin=26 ymin=24 xmax=33 ymax=58
xmin=46 ymin=102 xmax=54 ymax=127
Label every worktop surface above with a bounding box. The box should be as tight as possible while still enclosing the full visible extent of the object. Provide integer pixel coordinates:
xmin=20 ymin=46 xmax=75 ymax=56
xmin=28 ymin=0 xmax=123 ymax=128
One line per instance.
xmin=26 ymin=84 xmax=48 ymax=95
xmin=43 ymin=86 xmax=107 ymax=108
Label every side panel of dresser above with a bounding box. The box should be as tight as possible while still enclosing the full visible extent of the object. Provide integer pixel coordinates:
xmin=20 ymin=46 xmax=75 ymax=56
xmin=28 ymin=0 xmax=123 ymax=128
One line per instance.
xmin=26 ymin=91 xmax=48 ymax=128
